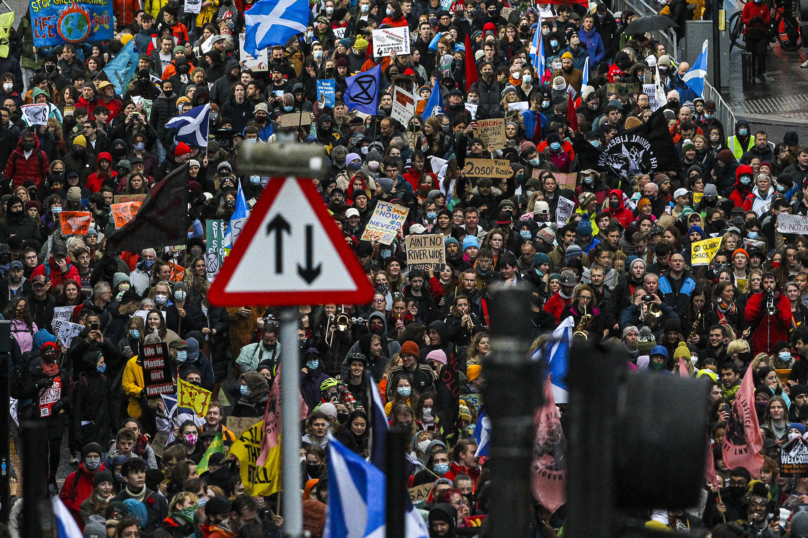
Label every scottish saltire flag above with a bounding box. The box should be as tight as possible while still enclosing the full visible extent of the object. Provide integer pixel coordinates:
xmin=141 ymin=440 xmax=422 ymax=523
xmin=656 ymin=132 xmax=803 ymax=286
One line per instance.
xmin=582 ymin=57 xmax=589 ymax=87
xmin=368 ymin=373 xmax=388 ymax=472
xmin=165 ymin=103 xmax=210 ymax=147
xmin=325 ymin=434 xmax=429 ymax=538
xmin=474 ymin=407 xmax=490 ymax=457
xmin=102 ymin=40 xmax=139 ymax=96
xmin=53 ymin=497 xmax=84 ymax=538
xmin=244 ymin=0 xmax=308 ymax=58
xmin=345 ymin=65 xmax=381 ymax=116
xmin=531 ymin=316 xmax=574 ymax=403
xmin=683 ymin=40 xmax=708 ymax=98
xmin=224 ymin=180 xmax=250 ymax=250
xmin=529 ymin=17 xmax=545 ymax=78
xmin=423 ymin=84 xmax=443 ymax=118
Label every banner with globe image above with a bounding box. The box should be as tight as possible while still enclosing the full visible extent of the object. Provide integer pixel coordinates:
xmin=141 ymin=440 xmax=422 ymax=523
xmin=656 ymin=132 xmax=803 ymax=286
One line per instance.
xmin=30 ymin=0 xmax=113 ymax=47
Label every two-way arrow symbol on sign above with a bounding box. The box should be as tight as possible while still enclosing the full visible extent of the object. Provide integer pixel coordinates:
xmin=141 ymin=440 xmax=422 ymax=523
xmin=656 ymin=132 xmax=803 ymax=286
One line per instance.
xmin=265 ymin=216 xmax=321 ymax=284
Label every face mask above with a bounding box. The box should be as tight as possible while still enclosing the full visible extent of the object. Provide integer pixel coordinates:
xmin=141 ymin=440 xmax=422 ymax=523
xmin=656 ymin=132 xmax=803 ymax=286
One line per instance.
xmin=307 ymin=463 xmax=322 ymax=475
xmin=434 ymin=462 xmax=449 ymax=476
xmin=386 ymin=7 xmax=392 ymax=15
xmin=226 ymin=199 xmax=236 ymax=208
xmin=550 ymin=142 xmax=561 ymax=151
xmin=512 ymin=71 xmax=521 ymax=80
xmin=748 ymin=231 xmax=759 ymax=239
xmin=45 ymin=64 xmax=55 ymax=73
xmin=650 ymin=360 xmax=666 ymax=370
xmin=380 ymin=248 xmax=392 ymax=258
xmin=250 ymin=175 xmax=261 ymax=186
xmin=740 ymin=176 xmax=751 ymax=185
xmin=143 ymin=259 xmax=155 ymax=269
xmin=176 ymin=350 xmax=188 ymax=362
xmin=610 ymin=200 xmax=619 ymax=209
xmin=790 ymin=432 xmax=802 ymax=441
xmin=97 ymin=363 xmax=106 ymax=373
xmin=130 ymin=329 xmax=140 ymax=339
xmin=711 ymin=219 xmax=724 ymax=230
xmin=590 ymin=140 xmax=600 ymax=148
xmin=2 ymin=83 xmax=11 ymax=92
xmin=542 ymin=28 xmax=549 ymax=35
xmin=739 ymin=128 xmax=748 ymax=136
xmin=240 ymin=384 xmax=250 ymax=395
xmin=307 ymin=360 xmax=319 ymax=370
xmin=326 ymin=6 xmax=333 ymax=13
xmin=542 ymin=100 xmax=550 ymax=108
xmin=426 ymin=211 xmax=437 ymax=220
xmin=185 ymin=433 xmax=198 ymax=446
xmin=520 ymin=230 xmax=531 ymax=240
xmin=85 ymin=457 xmax=101 ymax=471
xmin=284 ymin=105 xmax=293 ymax=112
xmin=361 ymin=4 xmax=369 ymax=11
xmin=529 ymin=158 xmax=540 ymax=166
xmin=154 ymin=293 xmax=167 ymax=305
xmin=524 ymin=75 xmax=532 ymax=84
xmin=777 ymin=184 xmax=785 ymax=192
xmin=368 ymin=161 xmax=379 ymax=171
xmin=197 ymin=497 xmax=207 ymax=507
xmin=210 ymin=112 xmax=219 ymax=121
xmin=417 ymin=439 xmax=431 ymax=452
xmin=780 ymin=352 xmax=792 ymax=361
xmin=584 ymin=175 xmax=594 ymax=185
xmin=430 ymin=17 xmax=437 ymax=25
xmin=313 ymin=50 xmax=323 ymax=60
xmin=398 ymin=386 xmax=411 ymax=397
xmin=22 ymin=141 xmax=34 ymax=151
xmin=755 ymin=401 xmax=768 ymax=413
xmin=72 ymin=147 xmax=85 ymax=157
xmin=550 ymin=40 xmax=558 ymax=48
xmin=174 ymin=290 xmax=186 ymax=301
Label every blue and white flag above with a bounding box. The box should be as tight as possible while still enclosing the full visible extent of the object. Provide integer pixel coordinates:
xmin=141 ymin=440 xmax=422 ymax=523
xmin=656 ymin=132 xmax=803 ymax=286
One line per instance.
xmin=244 ymin=0 xmax=309 ymax=58
xmin=582 ymin=57 xmax=589 ymax=87
xmin=423 ymin=84 xmax=443 ymax=118
xmin=531 ymin=316 xmax=573 ymax=403
xmin=529 ymin=17 xmax=545 ymax=79
xmin=224 ymin=179 xmax=250 ymax=250
xmin=165 ymin=103 xmax=210 ymax=147
xmin=326 ymin=434 xmax=429 ymax=538
xmin=368 ymin=372 xmax=388 ymax=472
xmin=683 ymin=40 xmax=708 ymax=98
xmin=53 ymin=497 xmax=84 ymax=538
xmin=344 ymin=64 xmax=381 ymax=116
xmin=474 ymin=407 xmax=490 ymax=458
xmin=102 ymin=40 xmax=140 ymax=97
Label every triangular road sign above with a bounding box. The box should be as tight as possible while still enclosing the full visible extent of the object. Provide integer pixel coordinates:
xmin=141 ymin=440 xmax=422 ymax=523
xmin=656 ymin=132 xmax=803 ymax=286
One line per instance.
xmin=208 ymin=178 xmax=374 ymax=307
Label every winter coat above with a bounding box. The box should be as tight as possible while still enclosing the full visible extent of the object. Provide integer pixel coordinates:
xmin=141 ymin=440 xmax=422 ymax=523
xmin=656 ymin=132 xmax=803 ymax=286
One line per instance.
xmin=729 ymin=164 xmax=755 ymax=207
xmin=0 ymin=212 xmax=42 ymax=243
xmin=658 ymin=273 xmax=697 ymax=318
xmin=71 ymin=370 xmax=111 ymax=448
xmin=743 ymin=186 xmax=774 ymax=217
xmin=111 ymin=487 xmax=168 ymax=534
xmin=222 ymin=97 xmax=255 ymax=135
xmin=4 ymin=133 xmax=49 ymax=188
xmin=578 ymin=27 xmax=606 ymax=66
xmin=201 ymin=303 xmax=230 ymax=381
xmin=149 ymin=93 xmax=179 ymax=141
xmin=32 ymin=255 xmax=80 ymax=290
xmin=745 ymin=291 xmax=791 ymax=355
xmin=605 ymin=188 xmax=635 ymax=227
xmin=210 ymin=60 xmax=240 ymax=105
xmin=300 ymin=367 xmax=330 ymax=410
xmin=59 ymin=462 xmax=105 ymax=526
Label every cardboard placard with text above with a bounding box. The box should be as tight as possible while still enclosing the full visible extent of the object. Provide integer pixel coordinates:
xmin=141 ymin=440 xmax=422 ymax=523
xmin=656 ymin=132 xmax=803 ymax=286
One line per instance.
xmin=475 ymin=118 xmax=506 ymax=149
xmin=464 ymin=158 xmax=511 ymax=178
xmin=111 ymin=202 xmax=142 ymax=229
xmin=405 ymin=234 xmax=445 ymax=271
xmin=59 ymin=211 xmax=92 ymax=235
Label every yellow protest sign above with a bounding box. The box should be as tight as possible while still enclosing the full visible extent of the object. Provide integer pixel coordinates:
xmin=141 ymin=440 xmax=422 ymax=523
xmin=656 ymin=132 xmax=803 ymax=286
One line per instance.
xmin=177 ymin=378 xmax=211 ymax=418
xmin=0 ymin=13 xmax=14 ymax=59
xmin=693 ymin=192 xmax=703 ymax=204
xmin=691 ymin=236 xmax=722 ymax=266
xmin=228 ymin=420 xmax=282 ymax=496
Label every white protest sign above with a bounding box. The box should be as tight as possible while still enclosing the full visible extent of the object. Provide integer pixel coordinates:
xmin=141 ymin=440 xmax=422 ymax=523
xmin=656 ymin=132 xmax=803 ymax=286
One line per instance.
xmin=200 ymin=34 xmax=216 ymax=54
xmin=57 ymin=321 xmax=84 ymax=347
xmin=184 ymin=0 xmax=201 ymax=14
xmin=556 ymin=196 xmax=575 ymax=228
xmin=465 ymin=103 xmax=477 ymax=120
xmin=333 ymin=27 xmax=346 ymax=39
xmin=21 ymin=104 xmax=49 ymax=126
xmin=405 ymin=234 xmax=445 ymax=271
xmin=507 ymin=101 xmax=529 ymax=113
xmin=391 ymin=85 xmax=415 ymax=125
xmin=239 ymin=33 xmax=268 ymax=72
xmin=372 ymin=27 xmax=411 ymax=57
xmin=430 ymin=156 xmax=447 ymax=174
xmin=643 ymin=84 xmax=660 ymax=111
xmin=51 ymin=305 xmax=74 ymax=334
xmin=777 ymin=214 xmax=808 ymax=235
xmin=360 ymin=202 xmax=409 ymax=245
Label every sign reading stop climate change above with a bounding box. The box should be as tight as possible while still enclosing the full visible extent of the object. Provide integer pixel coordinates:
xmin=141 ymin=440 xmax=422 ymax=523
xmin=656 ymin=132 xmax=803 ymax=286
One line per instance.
xmin=30 ymin=0 xmax=114 ymax=47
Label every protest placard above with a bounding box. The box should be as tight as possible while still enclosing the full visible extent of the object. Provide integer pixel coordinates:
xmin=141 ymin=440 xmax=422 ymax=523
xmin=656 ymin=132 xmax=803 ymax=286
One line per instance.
xmin=57 ymin=321 xmax=83 ymax=347
xmin=781 ymin=438 xmax=808 ymax=476
xmin=464 ymin=158 xmax=511 ymax=178
xmin=372 ymin=27 xmax=411 ymax=56
xmin=476 ymin=118 xmax=506 ymax=149
xmin=552 ymin=172 xmax=577 ymax=190
xmin=21 ymin=104 xmax=48 ymax=126
xmin=556 ymin=196 xmax=575 ymax=227
xmin=51 ymin=305 xmax=74 ymax=334
xmin=405 ymin=234 xmax=445 ymax=271
xmin=238 ymin=33 xmax=268 ymax=71
xmin=206 ymin=220 xmax=228 ymax=282
xmin=691 ymin=236 xmax=722 ymax=266
xmin=317 ymin=79 xmax=336 ymax=108
xmin=430 ymin=156 xmax=447 ymax=174
xmin=408 ymin=483 xmax=432 ymax=504
xmin=333 ymin=27 xmax=346 ymax=39
xmin=141 ymin=343 xmax=174 ymax=397
xmin=643 ymin=84 xmax=660 ymax=111
xmin=30 ymin=0 xmax=113 ymax=47
xmin=391 ymin=86 xmax=415 ymax=125
xmin=59 ymin=211 xmax=92 ymax=235
xmin=360 ymin=202 xmax=409 ymax=245
xmin=111 ymin=202 xmax=142 ymax=229
xmin=229 ymin=420 xmax=281 ymax=496
xmin=184 ymin=0 xmax=201 ymax=14
xmin=277 ymin=113 xmax=312 ymax=128
xmin=114 ymin=194 xmax=147 ymax=204
xmin=777 ymin=214 xmax=808 ymax=234
xmin=606 ymin=83 xmax=641 ymax=99
xmin=507 ymin=101 xmax=529 ymax=113
xmin=226 ymin=416 xmax=260 ymax=439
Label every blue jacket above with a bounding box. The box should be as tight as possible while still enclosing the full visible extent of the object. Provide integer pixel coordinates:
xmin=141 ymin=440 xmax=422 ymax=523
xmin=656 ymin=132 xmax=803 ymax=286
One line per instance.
xmin=521 ymin=110 xmax=548 ymax=141
xmin=658 ymin=274 xmax=697 ymax=317
xmin=578 ymin=28 xmax=606 ymax=67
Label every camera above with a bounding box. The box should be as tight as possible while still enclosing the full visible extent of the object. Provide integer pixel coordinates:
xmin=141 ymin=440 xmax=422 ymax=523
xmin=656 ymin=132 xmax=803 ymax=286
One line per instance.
xmin=642 ymin=295 xmax=654 ymax=302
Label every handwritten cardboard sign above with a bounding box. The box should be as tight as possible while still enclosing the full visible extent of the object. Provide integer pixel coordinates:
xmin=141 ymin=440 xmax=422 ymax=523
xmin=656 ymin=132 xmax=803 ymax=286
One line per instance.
xmin=777 ymin=213 xmax=808 ymax=235
xmin=464 ymin=158 xmax=511 ymax=178
xmin=405 ymin=234 xmax=445 ymax=271
xmin=114 ymin=194 xmax=147 ymax=204
xmin=360 ymin=202 xmax=409 ymax=245
xmin=476 ymin=118 xmax=506 ymax=150
xmin=277 ymin=113 xmax=312 ymax=128
xmin=141 ymin=343 xmax=174 ymax=397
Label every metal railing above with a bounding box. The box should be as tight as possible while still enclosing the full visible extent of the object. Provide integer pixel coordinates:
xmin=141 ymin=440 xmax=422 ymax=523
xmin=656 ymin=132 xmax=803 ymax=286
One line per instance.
xmin=613 ymin=0 xmax=737 ymax=131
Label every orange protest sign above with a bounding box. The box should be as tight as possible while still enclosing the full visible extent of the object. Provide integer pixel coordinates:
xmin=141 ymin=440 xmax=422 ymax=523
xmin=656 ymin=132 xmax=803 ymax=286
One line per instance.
xmin=111 ymin=202 xmax=142 ymax=229
xmin=59 ymin=211 xmax=92 ymax=235
xmin=167 ymin=261 xmax=185 ymax=281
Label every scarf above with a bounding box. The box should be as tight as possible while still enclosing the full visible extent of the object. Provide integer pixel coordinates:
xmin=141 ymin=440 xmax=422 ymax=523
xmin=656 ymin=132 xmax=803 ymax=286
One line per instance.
xmin=125 ymin=485 xmax=147 ymax=502
xmin=41 ymin=361 xmax=58 ymax=376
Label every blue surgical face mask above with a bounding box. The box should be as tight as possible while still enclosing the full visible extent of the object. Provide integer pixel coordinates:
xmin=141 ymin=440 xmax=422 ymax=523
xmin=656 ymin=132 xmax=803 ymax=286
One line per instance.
xmin=397 ymin=386 xmax=411 ymax=397
xmin=434 ymin=462 xmax=449 ymax=475
xmin=584 ymin=175 xmax=593 ymax=184
xmin=97 ymin=363 xmax=106 ymax=373
xmin=740 ymin=176 xmax=751 ymax=185
xmin=250 ymin=175 xmax=261 ymax=185
xmin=739 ymin=128 xmax=748 ymax=136
xmin=780 ymin=352 xmax=792 ymax=361
xmin=550 ymin=40 xmax=558 ymax=48
xmin=777 ymin=184 xmax=785 ymax=192
xmin=240 ymin=384 xmax=250 ymax=395
xmin=130 ymin=329 xmax=140 ymax=339
xmin=426 ymin=211 xmax=437 ymax=219
xmin=520 ymin=230 xmax=532 ymax=240
xmin=747 ymin=231 xmax=759 ymax=239
xmin=590 ymin=140 xmax=600 ymax=148
xmin=174 ymin=290 xmax=186 ymax=301
xmin=176 ymin=350 xmax=188 ymax=362
xmin=284 ymin=105 xmax=293 ymax=112
xmin=307 ymin=360 xmax=319 ymax=370
xmin=143 ymin=259 xmax=155 ymax=269
xmin=705 ymin=113 xmax=713 ymax=119
xmin=380 ymin=248 xmax=392 ymax=258
xmin=529 ymin=157 xmax=541 ymax=166
xmin=550 ymin=142 xmax=561 ymax=151
xmin=134 ymin=142 xmax=145 ymax=151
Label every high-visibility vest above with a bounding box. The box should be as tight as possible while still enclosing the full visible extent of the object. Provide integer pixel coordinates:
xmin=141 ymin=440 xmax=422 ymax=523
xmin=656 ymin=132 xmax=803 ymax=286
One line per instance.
xmin=727 ymin=136 xmax=754 ymax=160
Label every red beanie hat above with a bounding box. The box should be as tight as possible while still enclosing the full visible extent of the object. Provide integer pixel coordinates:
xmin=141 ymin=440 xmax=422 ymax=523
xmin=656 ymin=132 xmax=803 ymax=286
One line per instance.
xmin=400 ymin=340 xmax=420 ymax=357
xmin=174 ymin=142 xmax=191 ymax=156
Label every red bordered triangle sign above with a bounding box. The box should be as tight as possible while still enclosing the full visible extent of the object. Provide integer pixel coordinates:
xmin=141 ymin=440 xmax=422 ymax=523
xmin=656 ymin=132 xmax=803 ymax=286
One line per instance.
xmin=208 ymin=177 xmax=374 ymax=307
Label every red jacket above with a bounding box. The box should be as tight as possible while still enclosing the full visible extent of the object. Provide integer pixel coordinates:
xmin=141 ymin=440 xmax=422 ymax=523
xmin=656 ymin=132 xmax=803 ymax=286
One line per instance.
xmin=32 ymin=256 xmax=81 ymax=289
xmin=742 ymin=1 xmax=770 ymax=33
xmin=729 ymin=165 xmax=754 ymax=207
xmin=605 ymin=188 xmax=634 ymax=228
xmin=444 ymin=461 xmax=481 ymax=487
xmin=76 ymin=97 xmax=96 ymax=118
xmin=744 ymin=291 xmax=791 ymax=355
xmin=543 ymin=291 xmax=572 ymax=322
xmin=59 ymin=462 xmax=105 ymax=528
xmin=85 ymin=152 xmax=119 ymax=192
xmin=113 ymin=0 xmax=138 ymax=27
xmin=3 ymin=135 xmax=50 ymax=188
xmin=98 ymin=96 xmax=123 ymax=121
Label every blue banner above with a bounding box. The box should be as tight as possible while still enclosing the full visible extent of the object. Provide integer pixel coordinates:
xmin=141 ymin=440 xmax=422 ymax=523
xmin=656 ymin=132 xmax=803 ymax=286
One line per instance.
xmin=317 ymin=79 xmax=335 ymax=108
xmin=30 ymin=0 xmax=114 ymax=47
xmin=101 ymin=40 xmax=138 ymax=96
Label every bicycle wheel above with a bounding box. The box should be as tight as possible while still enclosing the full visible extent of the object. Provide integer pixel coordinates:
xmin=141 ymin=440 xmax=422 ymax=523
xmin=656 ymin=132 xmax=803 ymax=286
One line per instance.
xmin=777 ymin=13 xmax=803 ymax=50
xmin=729 ymin=11 xmax=748 ymax=52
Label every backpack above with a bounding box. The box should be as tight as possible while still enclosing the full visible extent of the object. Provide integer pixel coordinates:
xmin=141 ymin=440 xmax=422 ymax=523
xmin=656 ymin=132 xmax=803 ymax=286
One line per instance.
xmin=68 ymin=373 xmax=106 ymax=412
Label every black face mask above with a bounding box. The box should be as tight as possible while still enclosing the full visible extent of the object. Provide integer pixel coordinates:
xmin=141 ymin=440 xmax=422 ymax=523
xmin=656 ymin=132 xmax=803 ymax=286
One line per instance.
xmin=45 ymin=64 xmax=55 ymax=73
xmin=22 ymin=141 xmax=34 ymax=151
xmin=72 ymin=147 xmax=85 ymax=157
xmin=337 ymin=412 xmax=349 ymax=424
xmin=710 ymin=219 xmax=724 ymax=230
xmin=163 ymin=90 xmax=174 ymax=98
xmin=306 ymin=463 xmax=322 ymax=476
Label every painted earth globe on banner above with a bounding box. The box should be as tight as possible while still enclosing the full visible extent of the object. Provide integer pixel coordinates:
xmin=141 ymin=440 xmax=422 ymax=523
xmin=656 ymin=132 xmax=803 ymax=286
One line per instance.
xmin=58 ymin=5 xmax=91 ymax=43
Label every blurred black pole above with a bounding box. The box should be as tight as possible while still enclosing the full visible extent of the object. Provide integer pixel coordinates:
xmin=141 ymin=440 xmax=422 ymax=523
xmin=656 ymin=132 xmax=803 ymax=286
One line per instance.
xmin=385 ymin=429 xmax=407 ymax=538
xmin=22 ymin=420 xmax=47 ymax=538
xmin=0 ymin=321 xmax=9 ymax=522
xmin=483 ymin=284 xmax=542 ymax=538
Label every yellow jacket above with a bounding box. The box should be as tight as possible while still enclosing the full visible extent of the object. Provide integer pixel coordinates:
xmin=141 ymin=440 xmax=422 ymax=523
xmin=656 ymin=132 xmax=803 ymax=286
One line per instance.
xmin=122 ymin=355 xmax=145 ymax=419
xmin=196 ymin=0 xmax=219 ymax=28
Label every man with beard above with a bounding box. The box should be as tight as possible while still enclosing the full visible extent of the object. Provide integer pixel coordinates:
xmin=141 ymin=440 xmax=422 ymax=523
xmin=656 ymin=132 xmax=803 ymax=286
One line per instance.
xmin=703 ymin=467 xmax=750 ymax=526
xmin=428 ymin=504 xmax=458 ymax=538
xmin=0 ymin=260 xmax=30 ymax=312
xmin=559 ymin=52 xmax=583 ymax=94
xmin=267 ymin=45 xmax=296 ymax=81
